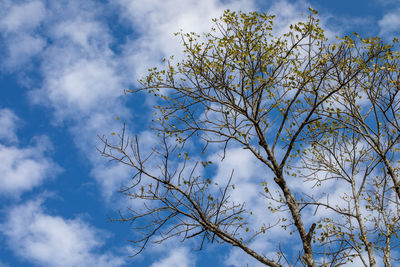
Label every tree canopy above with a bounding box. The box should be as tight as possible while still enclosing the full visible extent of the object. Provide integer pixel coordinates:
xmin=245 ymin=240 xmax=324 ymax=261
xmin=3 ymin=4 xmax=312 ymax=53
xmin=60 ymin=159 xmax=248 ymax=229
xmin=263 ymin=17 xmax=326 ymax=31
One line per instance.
xmin=99 ymin=8 xmax=400 ymax=267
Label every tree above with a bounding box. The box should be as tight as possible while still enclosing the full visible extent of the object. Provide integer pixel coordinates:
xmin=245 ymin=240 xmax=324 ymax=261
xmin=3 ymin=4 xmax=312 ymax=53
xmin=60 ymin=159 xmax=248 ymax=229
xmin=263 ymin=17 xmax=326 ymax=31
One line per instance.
xmin=99 ymin=8 xmax=400 ymax=266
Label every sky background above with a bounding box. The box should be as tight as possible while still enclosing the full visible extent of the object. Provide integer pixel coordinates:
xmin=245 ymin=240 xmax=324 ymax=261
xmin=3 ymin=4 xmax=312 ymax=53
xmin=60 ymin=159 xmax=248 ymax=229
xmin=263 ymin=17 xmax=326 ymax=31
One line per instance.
xmin=0 ymin=0 xmax=399 ymax=266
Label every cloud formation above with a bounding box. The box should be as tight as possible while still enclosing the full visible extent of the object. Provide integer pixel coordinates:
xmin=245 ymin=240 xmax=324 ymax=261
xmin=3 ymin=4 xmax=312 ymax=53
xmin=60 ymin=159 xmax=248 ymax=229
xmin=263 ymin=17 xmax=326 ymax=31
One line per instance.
xmin=379 ymin=9 xmax=400 ymax=36
xmin=0 ymin=109 xmax=60 ymax=197
xmin=1 ymin=199 xmax=126 ymax=267
xmin=0 ymin=0 xmax=47 ymax=70
xmin=117 ymin=0 xmax=256 ymax=80
xmin=0 ymin=108 xmax=19 ymax=143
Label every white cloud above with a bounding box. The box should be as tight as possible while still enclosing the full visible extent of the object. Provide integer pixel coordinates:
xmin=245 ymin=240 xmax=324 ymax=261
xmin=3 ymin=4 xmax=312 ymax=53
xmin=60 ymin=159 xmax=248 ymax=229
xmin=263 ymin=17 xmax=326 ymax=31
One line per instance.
xmin=29 ymin=3 xmax=124 ymax=120
xmin=0 ymin=109 xmax=60 ymax=197
xmin=267 ymin=0 xmax=340 ymax=42
xmin=210 ymin=148 xmax=265 ymax=185
xmin=3 ymin=34 xmax=46 ymax=69
xmin=150 ymin=247 xmax=195 ymax=267
xmin=378 ymin=9 xmax=400 ymax=36
xmin=0 ymin=0 xmax=47 ymax=69
xmin=20 ymin=0 xmax=341 ymax=205
xmin=0 ymin=138 xmax=60 ymax=197
xmin=71 ymin=113 xmax=134 ymax=201
xmin=19 ymin=0 xmax=132 ymax=200
xmin=22 ymin=0 xmax=340 ymax=205
xmin=0 ymin=0 xmax=385 ymax=265
xmin=117 ymin=0 xmax=255 ymax=81
xmin=0 ymin=199 xmax=126 ymax=267
xmin=0 ymin=0 xmax=46 ymax=32
xmin=26 ymin=0 xmax=127 ymax=125
xmin=90 ymin=163 xmax=132 ymax=201
xmin=0 ymin=145 xmax=58 ymax=196
xmin=209 ymin=148 xmax=275 ymax=216
xmin=0 ymin=108 xmax=19 ymax=143
xmin=208 ymin=147 xmax=292 ymax=261
xmin=118 ymin=0 xmax=254 ymax=35
xmin=37 ymin=58 xmax=123 ymax=116
xmin=52 ymin=18 xmax=110 ymax=51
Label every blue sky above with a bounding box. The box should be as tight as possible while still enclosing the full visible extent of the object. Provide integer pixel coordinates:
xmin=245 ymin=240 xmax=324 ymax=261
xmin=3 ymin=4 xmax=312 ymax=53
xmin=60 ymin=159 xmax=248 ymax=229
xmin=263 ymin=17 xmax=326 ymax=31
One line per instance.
xmin=0 ymin=0 xmax=399 ymax=266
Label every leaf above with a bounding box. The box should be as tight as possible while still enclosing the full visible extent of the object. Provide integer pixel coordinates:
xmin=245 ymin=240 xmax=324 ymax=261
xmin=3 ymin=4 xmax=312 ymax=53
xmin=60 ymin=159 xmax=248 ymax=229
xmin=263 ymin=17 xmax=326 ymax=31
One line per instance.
xmin=308 ymin=7 xmax=318 ymax=15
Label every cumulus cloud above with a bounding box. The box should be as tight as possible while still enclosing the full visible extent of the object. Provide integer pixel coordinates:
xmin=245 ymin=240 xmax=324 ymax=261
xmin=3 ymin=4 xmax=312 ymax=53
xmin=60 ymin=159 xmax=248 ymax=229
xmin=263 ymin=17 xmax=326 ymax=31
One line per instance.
xmin=29 ymin=2 xmax=124 ymax=121
xmin=36 ymin=58 xmax=123 ymax=116
xmin=0 ymin=109 xmax=60 ymax=197
xmin=0 ymin=141 xmax=59 ymax=197
xmin=24 ymin=1 xmax=127 ymax=125
xmin=0 ymin=199 xmax=126 ymax=267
